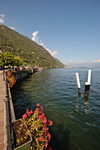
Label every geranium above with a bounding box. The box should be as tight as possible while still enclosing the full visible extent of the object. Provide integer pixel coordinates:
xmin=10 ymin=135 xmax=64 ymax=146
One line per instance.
xmin=48 ymin=146 xmax=52 ymax=150
xmin=22 ymin=113 xmax=27 ymax=119
xmin=7 ymin=69 xmax=16 ymax=88
xmin=48 ymin=120 xmax=53 ymax=126
xmin=36 ymin=103 xmax=40 ymax=107
xmin=17 ymin=104 xmax=53 ymax=150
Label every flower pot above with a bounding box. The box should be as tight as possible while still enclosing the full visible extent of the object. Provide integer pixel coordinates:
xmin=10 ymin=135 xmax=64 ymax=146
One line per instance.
xmin=11 ymin=119 xmax=32 ymax=150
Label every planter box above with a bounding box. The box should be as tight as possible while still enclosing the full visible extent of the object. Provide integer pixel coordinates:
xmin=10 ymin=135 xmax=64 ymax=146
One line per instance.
xmin=11 ymin=119 xmax=32 ymax=150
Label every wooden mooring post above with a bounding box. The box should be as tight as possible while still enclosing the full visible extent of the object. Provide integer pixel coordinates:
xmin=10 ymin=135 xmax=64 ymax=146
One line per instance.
xmin=75 ymin=73 xmax=81 ymax=95
xmin=85 ymin=70 xmax=91 ymax=95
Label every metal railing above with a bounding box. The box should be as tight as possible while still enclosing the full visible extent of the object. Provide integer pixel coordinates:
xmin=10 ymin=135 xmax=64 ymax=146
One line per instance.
xmin=4 ymin=72 xmax=12 ymax=150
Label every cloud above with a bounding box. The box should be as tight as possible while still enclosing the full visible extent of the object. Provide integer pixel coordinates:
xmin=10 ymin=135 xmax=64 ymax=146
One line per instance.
xmin=0 ymin=14 xmax=5 ymax=23
xmin=0 ymin=18 xmax=4 ymax=23
xmin=0 ymin=14 xmax=5 ymax=18
xmin=46 ymin=48 xmax=58 ymax=56
xmin=9 ymin=27 xmax=15 ymax=30
xmin=32 ymin=31 xmax=39 ymax=43
xmin=51 ymin=51 xmax=58 ymax=56
xmin=44 ymin=34 xmax=51 ymax=40
xmin=32 ymin=31 xmax=58 ymax=56
xmin=93 ymin=59 xmax=100 ymax=63
xmin=39 ymin=40 xmax=45 ymax=47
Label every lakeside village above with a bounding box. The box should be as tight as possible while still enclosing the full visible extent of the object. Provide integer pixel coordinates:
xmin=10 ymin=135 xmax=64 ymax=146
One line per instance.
xmin=0 ymin=51 xmax=53 ymax=150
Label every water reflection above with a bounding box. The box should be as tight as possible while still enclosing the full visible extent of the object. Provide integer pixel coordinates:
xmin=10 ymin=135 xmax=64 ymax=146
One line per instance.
xmin=83 ymin=95 xmax=91 ymax=114
xmin=75 ymin=94 xmax=81 ymax=112
xmin=75 ymin=94 xmax=91 ymax=114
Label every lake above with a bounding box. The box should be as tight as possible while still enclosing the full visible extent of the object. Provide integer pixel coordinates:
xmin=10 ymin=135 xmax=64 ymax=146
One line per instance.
xmin=11 ymin=68 xmax=100 ymax=150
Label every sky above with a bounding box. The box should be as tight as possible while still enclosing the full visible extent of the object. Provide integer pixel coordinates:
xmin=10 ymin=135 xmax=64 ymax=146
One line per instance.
xmin=0 ymin=0 xmax=100 ymax=67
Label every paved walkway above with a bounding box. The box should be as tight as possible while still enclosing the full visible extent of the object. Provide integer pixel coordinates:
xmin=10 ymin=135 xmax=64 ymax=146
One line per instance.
xmin=0 ymin=73 xmax=6 ymax=150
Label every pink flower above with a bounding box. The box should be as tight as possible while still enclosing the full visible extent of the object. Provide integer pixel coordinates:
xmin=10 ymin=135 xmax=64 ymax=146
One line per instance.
xmin=23 ymin=113 xmax=27 ymax=119
xmin=48 ymin=120 xmax=53 ymax=126
xmin=36 ymin=103 xmax=40 ymax=107
xmin=39 ymin=134 xmax=42 ymax=141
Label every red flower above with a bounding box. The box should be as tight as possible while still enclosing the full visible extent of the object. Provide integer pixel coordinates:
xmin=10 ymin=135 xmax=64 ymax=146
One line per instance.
xmin=30 ymin=109 xmax=33 ymax=114
xmin=39 ymin=113 xmax=45 ymax=120
xmin=47 ymin=133 xmax=51 ymax=140
xmin=26 ymin=108 xmax=29 ymax=115
xmin=26 ymin=109 xmax=33 ymax=115
xmin=39 ymin=115 xmax=43 ymax=120
xmin=40 ymin=106 xmax=43 ymax=109
xmin=48 ymin=120 xmax=53 ymax=126
xmin=39 ymin=134 xmax=42 ymax=141
xmin=48 ymin=146 xmax=52 ymax=150
xmin=42 ymin=125 xmax=48 ymax=132
xmin=43 ymin=132 xmax=46 ymax=136
xmin=36 ymin=103 xmax=40 ymax=107
xmin=43 ymin=117 xmax=47 ymax=124
xmin=44 ymin=140 xmax=48 ymax=148
xmin=23 ymin=113 xmax=27 ymax=119
xmin=36 ymin=108 xmax=39 ymax=112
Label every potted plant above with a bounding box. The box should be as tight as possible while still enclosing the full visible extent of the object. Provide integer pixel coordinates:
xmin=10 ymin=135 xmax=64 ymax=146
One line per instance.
xmin=14 ymin=104 xmax=53 ymax=150
xmin=11 ymin=118 xmax=32 ymax=150
xmin=7 ymin=69 xmax=16 ymax=88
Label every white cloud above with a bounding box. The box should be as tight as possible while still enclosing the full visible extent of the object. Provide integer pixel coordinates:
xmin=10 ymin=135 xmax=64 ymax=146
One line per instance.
xmin=93 ymin=59 xmax=100 ymax=63
xmin=46 ymin=48 xmax=58 ymax=56
xmin=51 ymin=51 xmax=58 ymax=56
xmin=32 ymin=31 xmax=58 ymax=56
xmin=39 ymin=40 xmax=45 ymax=47
xmin=32 ymin=31 xmax=39 ymax=43
xmin=0 ymin=18 xmax=4 ymax=23
xmin=0 ymin=14 xmax=5 ymax=23
xmin=0 ymin=14 xmax=5 ymax=18
xmin=9 ymin=27 xmax=15 ymax=30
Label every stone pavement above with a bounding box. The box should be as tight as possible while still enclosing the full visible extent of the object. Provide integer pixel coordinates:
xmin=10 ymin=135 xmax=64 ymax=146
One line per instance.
xmin=0 ymin=73 xmax=7 ymax=150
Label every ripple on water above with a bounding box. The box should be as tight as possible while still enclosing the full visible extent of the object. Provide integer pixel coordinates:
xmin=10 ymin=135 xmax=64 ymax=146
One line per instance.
xmin=11 ymin=68 xmax=100 ymax=150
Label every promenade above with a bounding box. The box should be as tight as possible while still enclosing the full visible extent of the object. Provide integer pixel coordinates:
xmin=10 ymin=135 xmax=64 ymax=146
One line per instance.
xmin=0 ymin=73 xmax=6 ymax=150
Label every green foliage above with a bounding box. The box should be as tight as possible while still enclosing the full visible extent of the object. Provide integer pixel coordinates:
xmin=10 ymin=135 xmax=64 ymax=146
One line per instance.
xmin=0 ymin=24 xmax=64 ymax=68
xmin=14 ymin=57 xmax=23 ymax=67
xmin=0 ymin=52 xmax=23 ymax=67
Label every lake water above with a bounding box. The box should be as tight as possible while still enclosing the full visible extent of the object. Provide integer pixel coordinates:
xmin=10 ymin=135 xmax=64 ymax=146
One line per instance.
xmin=11 ymin=68 xmax=100 ymax=150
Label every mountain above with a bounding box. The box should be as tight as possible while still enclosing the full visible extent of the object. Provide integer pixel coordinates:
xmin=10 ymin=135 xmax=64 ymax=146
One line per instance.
xmin=65 ymin=62 xmax=100 ymax=68
xmin=0 ymin=24 xmax=64 ymax=68
xmin=94 ymin=64 xmax=100 ymax=68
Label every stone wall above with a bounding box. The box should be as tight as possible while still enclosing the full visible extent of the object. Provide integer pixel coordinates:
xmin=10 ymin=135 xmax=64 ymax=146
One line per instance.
xmin=12 ymin=69 xmax=34 ymax=81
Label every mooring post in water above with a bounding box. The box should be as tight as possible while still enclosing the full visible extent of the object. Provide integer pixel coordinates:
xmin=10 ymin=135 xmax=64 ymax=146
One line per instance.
xmin=85 ymin=70 xmax=91 ymax=95
xmin=75 ymin=73 xmax=81 ymax=94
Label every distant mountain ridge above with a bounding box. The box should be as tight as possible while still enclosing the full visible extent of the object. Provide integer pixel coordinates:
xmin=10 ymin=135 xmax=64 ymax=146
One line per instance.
xmin=0 ymin=24 xmax=64 ymax=68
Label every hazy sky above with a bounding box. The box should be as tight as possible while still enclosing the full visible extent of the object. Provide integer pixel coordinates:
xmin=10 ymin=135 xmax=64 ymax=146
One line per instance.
xmin=0 ymin=0 xmax=100 ymax=66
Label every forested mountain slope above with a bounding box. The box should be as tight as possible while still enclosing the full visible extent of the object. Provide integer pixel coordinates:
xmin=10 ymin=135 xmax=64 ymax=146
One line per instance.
xmin=0 ymin=24 xmax=64 ymax=68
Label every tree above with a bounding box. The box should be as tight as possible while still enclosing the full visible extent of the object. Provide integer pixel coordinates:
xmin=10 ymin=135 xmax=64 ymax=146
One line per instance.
xmin=14 ymin=57 xmax=23 ymax=67
xmin=0 ymin=52 xmax=23 ymax=67
xmin=0 ymin=52 xmax=14 ymax=66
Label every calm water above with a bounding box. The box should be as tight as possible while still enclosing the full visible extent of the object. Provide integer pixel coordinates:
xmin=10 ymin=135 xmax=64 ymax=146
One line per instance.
xmin=11 ymin=68 xmax=100 ymax=150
